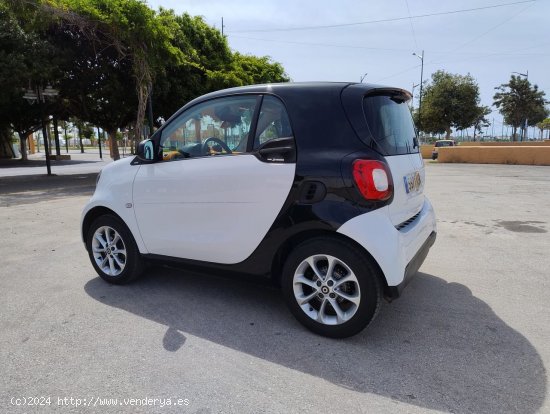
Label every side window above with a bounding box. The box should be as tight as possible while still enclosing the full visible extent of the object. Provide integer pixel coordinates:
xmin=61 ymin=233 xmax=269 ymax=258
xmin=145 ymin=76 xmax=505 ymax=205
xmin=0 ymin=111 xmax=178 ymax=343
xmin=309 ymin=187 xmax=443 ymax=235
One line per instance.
xmin=254 ymin=96 xmax=293 ymax=149
xmin=160 ymin=96 xmax=257 ymax=161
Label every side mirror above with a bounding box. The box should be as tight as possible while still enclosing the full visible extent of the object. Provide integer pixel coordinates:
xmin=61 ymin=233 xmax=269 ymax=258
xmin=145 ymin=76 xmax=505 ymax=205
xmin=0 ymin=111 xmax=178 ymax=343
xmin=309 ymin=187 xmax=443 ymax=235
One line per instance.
xmin=136 ymin=139 xmax=156 ymax=163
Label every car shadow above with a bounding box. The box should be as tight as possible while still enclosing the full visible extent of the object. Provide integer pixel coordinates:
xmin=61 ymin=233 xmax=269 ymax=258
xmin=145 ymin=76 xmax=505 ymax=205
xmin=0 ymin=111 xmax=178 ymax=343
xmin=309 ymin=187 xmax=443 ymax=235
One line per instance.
xmin=84 ymin=268 xmax=546 ymax=413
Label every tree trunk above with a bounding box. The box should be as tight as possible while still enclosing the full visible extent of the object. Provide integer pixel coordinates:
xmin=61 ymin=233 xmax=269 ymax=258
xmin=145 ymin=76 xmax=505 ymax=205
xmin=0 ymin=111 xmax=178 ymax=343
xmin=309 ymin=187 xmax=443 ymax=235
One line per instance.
xmin=53 ymin=116 xmax=61 ymax=156
xmin=134 ymin=81 xmax=148 ymax=145
xmin=18 ymin=132 xmax=28 ymax=161
xmin=63 ymin=122 xmax=69 ymax=153
xmin=445 ymin=127 xmax=452 ymax=139
xmin=78 ymin=127 xmax=84 ymax=153
xmin=133 ymin=53 xmax=152 ymax=147
xmin=519 ymin=127 xmax=525 ymax=142
xmin=107 ymin=129 xmax=120 ymax=160
xmin=511 ymin=126 xmax=517 ymax=141
xmin=0 ymin=127 xmax=15 ymax=159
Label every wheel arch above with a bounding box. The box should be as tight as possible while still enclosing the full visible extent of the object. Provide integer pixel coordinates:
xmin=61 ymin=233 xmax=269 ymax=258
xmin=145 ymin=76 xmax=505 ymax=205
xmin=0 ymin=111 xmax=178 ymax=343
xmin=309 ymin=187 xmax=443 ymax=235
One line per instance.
xmin=82 ymin=206 xmax=125 ymax=250
xmin=271 ymin=229 xmax=390 ymax=297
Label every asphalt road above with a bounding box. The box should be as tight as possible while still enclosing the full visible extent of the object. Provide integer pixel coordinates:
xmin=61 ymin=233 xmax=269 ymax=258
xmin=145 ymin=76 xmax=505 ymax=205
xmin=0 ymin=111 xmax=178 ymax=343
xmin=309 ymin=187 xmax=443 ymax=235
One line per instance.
xmin=0 ymin=162 xmax=549 ymax=414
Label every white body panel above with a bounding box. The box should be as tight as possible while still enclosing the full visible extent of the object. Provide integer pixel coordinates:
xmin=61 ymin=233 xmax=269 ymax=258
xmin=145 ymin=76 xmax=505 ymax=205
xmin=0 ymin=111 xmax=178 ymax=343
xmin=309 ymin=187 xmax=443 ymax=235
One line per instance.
xmin=385 ymin=152 xmax=425 ymax=226
xmin=80 ymin=157 xmax=147 ymax=252
xmin=337 ymin=197 xmax=436 ymax=286
xmin=132 ymin=155 xmax=295 ymax=263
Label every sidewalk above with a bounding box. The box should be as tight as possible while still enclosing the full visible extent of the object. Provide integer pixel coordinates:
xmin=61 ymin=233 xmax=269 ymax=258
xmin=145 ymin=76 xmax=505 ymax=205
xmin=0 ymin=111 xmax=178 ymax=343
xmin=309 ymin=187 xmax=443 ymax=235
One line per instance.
xmin=0 ymin=149 xmax=132 ymax=178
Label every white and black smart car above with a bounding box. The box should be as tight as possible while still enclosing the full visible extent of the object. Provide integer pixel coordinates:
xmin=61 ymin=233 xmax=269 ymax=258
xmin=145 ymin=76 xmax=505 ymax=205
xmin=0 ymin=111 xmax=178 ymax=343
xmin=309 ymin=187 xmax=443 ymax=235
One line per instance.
xmin=81 ymin=82 xmax=436 ymax=338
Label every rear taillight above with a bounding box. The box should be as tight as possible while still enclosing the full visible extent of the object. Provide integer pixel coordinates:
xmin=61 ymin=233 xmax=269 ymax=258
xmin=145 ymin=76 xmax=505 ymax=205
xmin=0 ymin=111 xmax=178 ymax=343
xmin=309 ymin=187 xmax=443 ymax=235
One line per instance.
xmin=352 ymin=159 xmax=393 ymax=201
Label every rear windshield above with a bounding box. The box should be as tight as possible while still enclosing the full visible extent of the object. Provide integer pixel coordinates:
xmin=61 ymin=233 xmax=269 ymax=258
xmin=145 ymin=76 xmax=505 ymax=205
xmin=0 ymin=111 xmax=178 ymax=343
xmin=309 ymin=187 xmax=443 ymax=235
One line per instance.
xmin=435 ymin=141 xmax=454 ymax=147
xmin=362 ymin=94 xmax=418 ymax=155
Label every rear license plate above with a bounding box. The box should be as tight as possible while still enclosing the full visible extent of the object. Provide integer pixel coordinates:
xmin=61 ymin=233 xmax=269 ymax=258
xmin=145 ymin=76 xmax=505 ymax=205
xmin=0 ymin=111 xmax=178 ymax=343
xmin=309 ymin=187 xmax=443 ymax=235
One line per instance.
xmin=403 ymin=171 xmax=422 ymax=194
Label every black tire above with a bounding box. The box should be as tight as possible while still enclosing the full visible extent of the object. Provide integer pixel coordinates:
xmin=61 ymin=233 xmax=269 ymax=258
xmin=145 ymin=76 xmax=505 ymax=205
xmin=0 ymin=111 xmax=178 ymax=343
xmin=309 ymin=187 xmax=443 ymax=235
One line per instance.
xmin=281 ymin=237 xmax=382 ymax=338
xmin=86 ymin=214 xmax=144 ymax=284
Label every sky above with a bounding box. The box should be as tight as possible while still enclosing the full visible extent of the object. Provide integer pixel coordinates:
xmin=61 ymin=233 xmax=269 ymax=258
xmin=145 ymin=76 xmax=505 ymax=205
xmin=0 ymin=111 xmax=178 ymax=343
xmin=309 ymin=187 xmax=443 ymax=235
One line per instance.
xmin=148 ymin=0 xmax=549 ymax=138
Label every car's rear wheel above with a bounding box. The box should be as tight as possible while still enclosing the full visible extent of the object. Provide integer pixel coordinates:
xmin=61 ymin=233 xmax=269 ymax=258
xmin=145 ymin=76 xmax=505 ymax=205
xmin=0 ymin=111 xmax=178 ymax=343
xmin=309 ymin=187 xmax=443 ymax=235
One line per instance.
xmin=86 ymin=215 xmax=144 ymax=284
xmin=281 ymin=237 xmax=382 ymax=338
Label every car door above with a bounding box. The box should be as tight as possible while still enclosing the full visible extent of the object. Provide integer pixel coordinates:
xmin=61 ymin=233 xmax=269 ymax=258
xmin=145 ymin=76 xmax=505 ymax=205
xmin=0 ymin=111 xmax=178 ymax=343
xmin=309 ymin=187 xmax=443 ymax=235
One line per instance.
xmin=132 ymin=94 xmax=297 ymax=264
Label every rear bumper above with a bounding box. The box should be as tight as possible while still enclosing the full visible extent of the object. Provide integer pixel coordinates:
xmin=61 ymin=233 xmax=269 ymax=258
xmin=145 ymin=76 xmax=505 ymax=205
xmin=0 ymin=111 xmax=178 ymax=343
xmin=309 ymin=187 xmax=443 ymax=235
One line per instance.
xmin=386 ymin=230 xmax=436 ymax=299
xmin=337 ymin=197 xmax=437 ymax=290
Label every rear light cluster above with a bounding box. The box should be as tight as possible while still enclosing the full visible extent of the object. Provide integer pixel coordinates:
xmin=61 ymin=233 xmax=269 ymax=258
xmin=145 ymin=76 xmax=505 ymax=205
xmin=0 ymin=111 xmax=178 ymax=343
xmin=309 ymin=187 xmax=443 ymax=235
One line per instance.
xmin=352 ymin=159 xmax=393 ymax=201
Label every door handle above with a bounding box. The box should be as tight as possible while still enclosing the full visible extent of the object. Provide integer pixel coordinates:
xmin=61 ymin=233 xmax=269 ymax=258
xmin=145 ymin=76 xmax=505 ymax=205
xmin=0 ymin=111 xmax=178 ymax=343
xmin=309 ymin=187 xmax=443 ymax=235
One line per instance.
xmin=258 ymin=146 xmax=293 ymax=156
xmin=255 ymin=136 xmax=296 ymax=163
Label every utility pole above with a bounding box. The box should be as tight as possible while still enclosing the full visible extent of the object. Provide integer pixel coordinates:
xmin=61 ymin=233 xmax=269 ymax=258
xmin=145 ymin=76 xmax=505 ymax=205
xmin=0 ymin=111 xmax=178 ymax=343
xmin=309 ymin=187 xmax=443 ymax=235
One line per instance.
xmin=221 ymin=17 xmax=225 ymax=36
xmin=413 ymin=51 xmax=424 ymax=134
xmin=491 ymin=118 xmax=494 ymax=139
xmin=411 ymin=83 xmax=419 ymax=111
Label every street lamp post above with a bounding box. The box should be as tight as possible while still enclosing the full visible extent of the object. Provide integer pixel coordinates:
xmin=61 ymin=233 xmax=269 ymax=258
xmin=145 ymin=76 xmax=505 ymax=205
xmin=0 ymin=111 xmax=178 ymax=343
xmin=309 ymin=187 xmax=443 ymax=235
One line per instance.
xmin=64 ymin=122 xmax=69 ymax=153
xmin=413 ymin=51 xmax=424 ymax=134
xmin=411 ymin=82 xmax=420 ymax=111
xmin=23 ymin=84 xmax=59 ymax=176
xmin=512 ymin=70 xmax=529 ymax=141
xmin=97 ymin=126 xmax=103 ymax=159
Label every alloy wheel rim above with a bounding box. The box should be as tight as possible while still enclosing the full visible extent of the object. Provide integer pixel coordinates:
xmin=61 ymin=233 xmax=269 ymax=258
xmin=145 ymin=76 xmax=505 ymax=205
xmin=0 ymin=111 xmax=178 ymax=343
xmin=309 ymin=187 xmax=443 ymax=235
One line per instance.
xmin=293 ymin=254 xmax=361 ymax=325
xmin=92 ymin=226 xmax=127 ymax=276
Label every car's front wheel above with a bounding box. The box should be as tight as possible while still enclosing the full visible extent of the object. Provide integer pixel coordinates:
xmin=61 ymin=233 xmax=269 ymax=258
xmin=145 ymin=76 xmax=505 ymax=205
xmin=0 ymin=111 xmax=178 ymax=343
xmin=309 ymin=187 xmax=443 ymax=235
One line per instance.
xmin=281 ymin=237 xmax=382 ymax=338
xmin=86 ymin=214 xmax=144 ymax=284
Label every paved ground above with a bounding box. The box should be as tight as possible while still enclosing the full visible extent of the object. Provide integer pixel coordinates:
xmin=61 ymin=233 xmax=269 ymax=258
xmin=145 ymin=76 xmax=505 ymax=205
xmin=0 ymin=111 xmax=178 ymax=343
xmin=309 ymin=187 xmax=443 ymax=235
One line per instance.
xmin=0 ymin=150 xmax=115 ymax=177
xmin=0 ymin=162 xmax=548 ymax=413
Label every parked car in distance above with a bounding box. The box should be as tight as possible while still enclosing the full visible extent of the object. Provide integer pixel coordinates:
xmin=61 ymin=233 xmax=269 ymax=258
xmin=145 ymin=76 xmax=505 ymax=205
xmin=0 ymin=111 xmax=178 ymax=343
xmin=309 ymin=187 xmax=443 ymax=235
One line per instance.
xmin=81 ymin=82 xmax=437 ymax=338
xmin=432 ymin=139 xmax=456 ymax=160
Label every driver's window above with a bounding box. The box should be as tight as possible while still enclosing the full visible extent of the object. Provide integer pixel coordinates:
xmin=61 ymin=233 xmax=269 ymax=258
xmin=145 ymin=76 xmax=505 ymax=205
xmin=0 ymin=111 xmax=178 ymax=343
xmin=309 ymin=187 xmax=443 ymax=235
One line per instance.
xmin=160 ymin=96 xmax=257 ymax=161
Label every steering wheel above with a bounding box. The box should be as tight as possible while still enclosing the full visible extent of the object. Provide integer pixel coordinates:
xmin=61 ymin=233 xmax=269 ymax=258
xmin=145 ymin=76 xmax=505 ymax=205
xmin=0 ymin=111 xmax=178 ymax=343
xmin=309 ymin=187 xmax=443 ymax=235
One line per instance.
xmin=202 ymin=137 xmax=232 ymax=155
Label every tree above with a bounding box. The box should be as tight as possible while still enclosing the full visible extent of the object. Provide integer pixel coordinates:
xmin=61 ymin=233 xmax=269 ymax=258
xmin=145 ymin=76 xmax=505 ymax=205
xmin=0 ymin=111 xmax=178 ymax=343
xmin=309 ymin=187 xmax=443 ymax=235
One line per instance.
xmin=47 ymin=18 xmax=138 ymax=160
xmin=1 ymin=0 xmax=291 ymax=163
xmin=537 ymin=118 xmax=550 ymax=140
xmin=0 ymin=4 xmax=57 ymax=160
xmin=153 ymin=13 xmax=290 ymax=122
xmin=22 ymin=0 xmax=182 ymax=145
xmin=230 ymin=53 xmax=290 ymax=84
xmin=153 ymin=12 xmax=232 ymax=122
xmin=418 ymin=70 xmax=487 ymax=139
xmin=73 ymin=119 xmax=94 ymax=153
xmin=493 ymin=75 xmax=547 ymax=141
xmin=472 ymin=106 xmax=492 ymax=141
